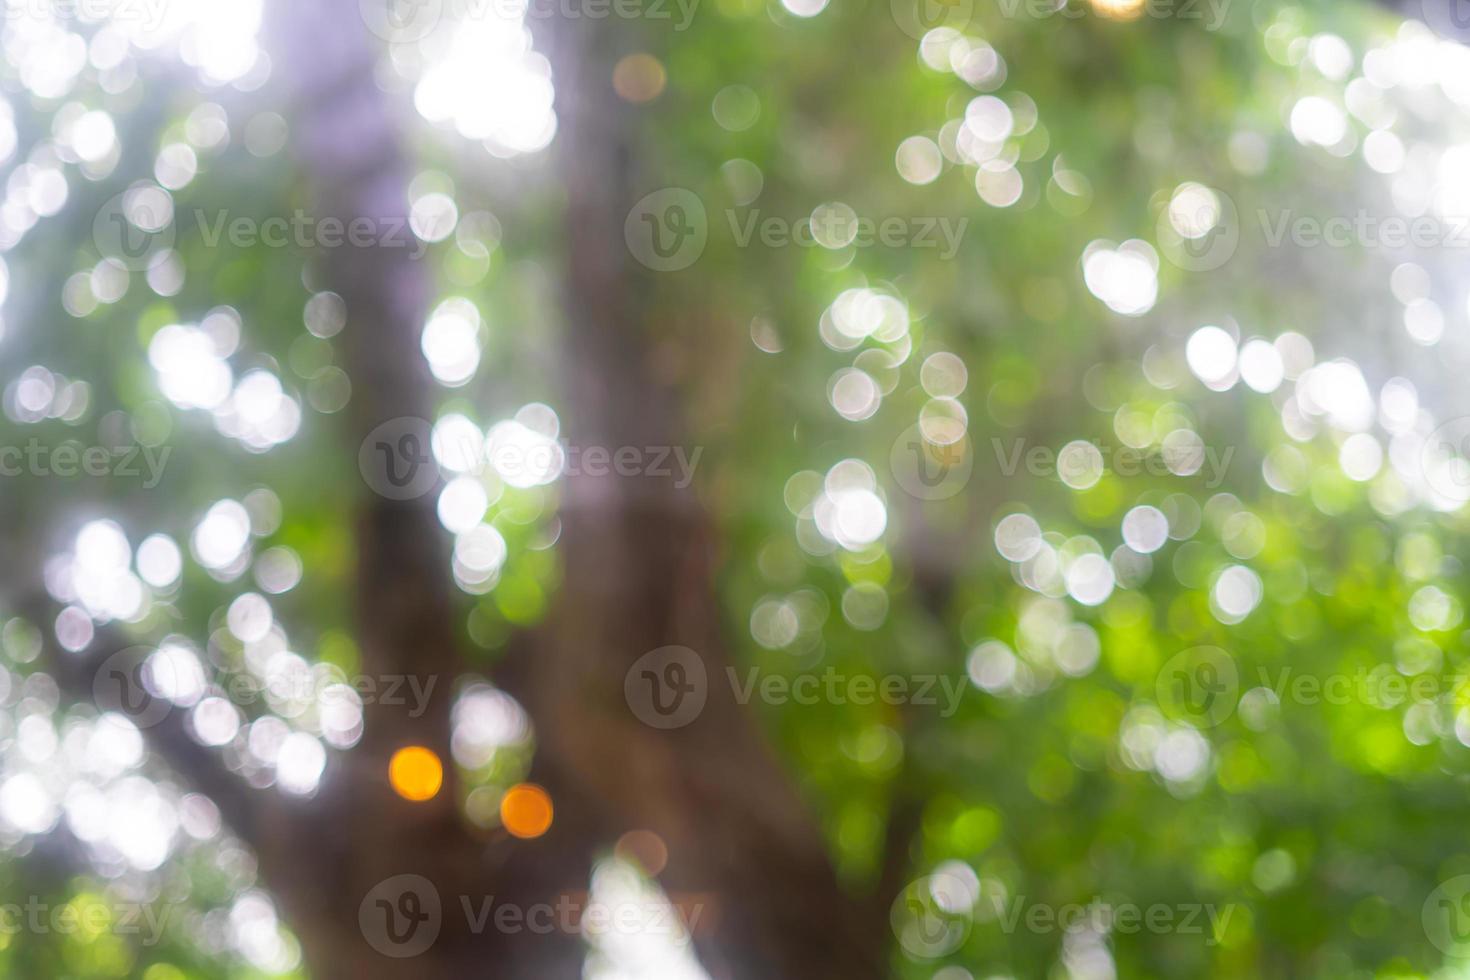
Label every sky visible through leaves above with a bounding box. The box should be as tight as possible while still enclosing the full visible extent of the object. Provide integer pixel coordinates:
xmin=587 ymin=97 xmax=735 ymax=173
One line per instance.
xmin=1 ymin=0 xmax=1470 ymax=977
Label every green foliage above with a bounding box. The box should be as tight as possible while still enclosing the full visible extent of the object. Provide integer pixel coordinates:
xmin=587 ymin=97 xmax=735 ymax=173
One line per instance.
xmin=5 ymin=0 xmax=1470 ymax=976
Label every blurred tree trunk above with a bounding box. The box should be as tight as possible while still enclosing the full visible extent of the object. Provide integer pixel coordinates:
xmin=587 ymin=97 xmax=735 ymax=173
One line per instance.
xmin=246 ymin=1 xmax=891 ymax=978
xmin=262 ymin=2 xmax=512 ymax=976
xmin=510 ymin=15 xmax=887 ymax=979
